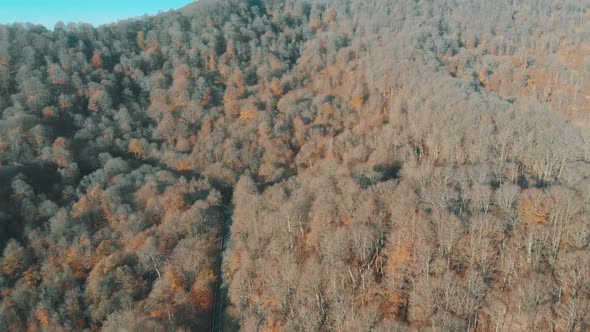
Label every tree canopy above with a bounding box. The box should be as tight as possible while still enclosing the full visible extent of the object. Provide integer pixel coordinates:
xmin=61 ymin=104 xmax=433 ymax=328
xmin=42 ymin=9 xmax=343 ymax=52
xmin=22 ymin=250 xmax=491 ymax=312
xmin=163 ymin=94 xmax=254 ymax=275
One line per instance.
xmin=0 ymin=0 xmax=589 ymax=330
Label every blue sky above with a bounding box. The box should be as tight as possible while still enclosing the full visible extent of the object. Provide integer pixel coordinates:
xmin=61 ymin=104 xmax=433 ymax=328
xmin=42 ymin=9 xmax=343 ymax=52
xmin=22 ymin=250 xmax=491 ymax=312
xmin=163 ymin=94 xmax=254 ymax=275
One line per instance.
xmin=0 ymin=0 xmax=193 ymax=28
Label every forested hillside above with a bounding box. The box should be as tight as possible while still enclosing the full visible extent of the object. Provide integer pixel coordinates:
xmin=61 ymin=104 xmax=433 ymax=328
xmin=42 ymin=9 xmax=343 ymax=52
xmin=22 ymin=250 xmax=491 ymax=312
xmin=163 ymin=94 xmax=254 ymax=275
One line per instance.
xmin=0 ymin=0 xmax=589 ymax=331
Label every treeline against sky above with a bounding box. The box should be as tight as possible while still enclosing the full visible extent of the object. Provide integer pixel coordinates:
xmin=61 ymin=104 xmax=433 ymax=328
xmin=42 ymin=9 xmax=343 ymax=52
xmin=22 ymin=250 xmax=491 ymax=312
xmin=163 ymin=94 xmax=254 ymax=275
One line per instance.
xmin=0 ymin=0 xmax=589 ymax=330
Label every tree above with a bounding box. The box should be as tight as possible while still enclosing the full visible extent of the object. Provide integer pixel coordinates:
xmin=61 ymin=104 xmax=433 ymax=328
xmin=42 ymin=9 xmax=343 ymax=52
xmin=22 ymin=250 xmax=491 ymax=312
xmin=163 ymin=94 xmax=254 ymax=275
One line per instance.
xmin=90 ymin=51 xmax=103 ymax=68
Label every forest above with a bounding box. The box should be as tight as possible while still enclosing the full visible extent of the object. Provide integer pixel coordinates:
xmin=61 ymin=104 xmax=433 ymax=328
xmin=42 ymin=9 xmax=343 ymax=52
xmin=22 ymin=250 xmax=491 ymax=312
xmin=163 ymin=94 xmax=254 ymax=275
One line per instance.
xmin=0 ymin=0 xmax=589 ymax=330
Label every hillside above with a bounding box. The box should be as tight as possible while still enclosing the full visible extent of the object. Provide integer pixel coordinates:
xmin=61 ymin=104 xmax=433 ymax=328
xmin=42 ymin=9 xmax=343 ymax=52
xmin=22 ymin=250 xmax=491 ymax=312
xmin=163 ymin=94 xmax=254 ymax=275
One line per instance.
xmin=0 ymin=0 xmax=589 ymax=331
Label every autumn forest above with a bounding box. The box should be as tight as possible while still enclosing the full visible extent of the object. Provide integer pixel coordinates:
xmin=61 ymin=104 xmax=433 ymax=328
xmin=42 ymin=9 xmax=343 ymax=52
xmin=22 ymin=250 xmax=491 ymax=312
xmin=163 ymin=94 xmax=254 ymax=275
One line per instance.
xmin=0 ymin=0 xmax=589 ymax=331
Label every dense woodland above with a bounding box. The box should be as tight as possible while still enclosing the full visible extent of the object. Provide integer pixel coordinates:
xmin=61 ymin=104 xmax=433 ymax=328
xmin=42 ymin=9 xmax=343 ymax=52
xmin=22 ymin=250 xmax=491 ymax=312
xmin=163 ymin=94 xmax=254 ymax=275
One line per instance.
xmin=0 ymin=0 xmax=589 ymax=330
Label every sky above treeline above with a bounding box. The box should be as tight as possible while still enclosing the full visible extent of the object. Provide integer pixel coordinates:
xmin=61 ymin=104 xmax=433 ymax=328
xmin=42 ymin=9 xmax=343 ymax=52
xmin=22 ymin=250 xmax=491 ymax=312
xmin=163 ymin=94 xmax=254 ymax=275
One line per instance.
xmin=0 ymin=0 xmax=193 ymax=28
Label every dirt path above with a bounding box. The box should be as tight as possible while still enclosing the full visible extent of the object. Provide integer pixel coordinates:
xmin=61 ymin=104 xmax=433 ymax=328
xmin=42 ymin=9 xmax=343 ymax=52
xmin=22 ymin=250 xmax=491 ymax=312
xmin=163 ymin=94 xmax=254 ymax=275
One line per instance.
xmin=210 ymin=205 xmax=232 ymax=332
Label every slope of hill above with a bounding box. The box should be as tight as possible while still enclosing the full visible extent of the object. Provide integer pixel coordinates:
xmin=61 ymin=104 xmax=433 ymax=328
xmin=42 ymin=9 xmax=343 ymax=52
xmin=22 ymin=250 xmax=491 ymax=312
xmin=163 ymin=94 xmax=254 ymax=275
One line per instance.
xmin=0 ymin=0 xmax=589 ymax=330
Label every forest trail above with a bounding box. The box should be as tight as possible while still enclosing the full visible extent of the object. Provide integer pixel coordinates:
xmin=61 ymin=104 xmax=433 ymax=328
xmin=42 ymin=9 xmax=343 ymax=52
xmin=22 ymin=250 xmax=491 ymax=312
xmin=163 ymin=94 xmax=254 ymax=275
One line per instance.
xmin=211 ymin=205 xmax=232 ymax=332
